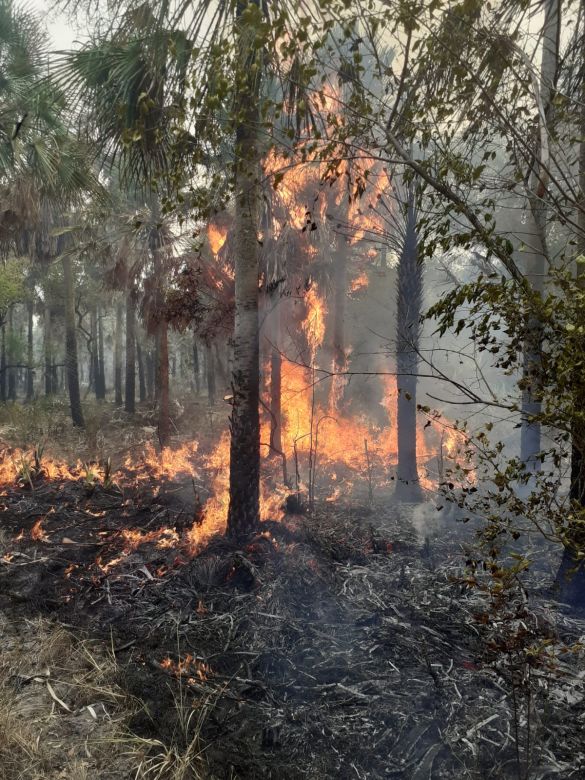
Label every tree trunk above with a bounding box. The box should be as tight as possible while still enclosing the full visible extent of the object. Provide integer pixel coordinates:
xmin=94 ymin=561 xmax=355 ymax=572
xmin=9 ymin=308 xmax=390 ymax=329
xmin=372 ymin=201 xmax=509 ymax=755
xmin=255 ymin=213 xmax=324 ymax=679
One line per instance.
xmin=395 ymin=190 xmax=423 ymax=502
xmin=95 ymin=305 xmax=106 ymax=400
xmin=226 ymin=13 xmax=262 ymax=536
xmin=214 ymin=342 xmax=228 ymax=389
xmin=158 ymin=322 xmax=171 ymax=447
xmin=520 ymin=0 xmax=561 ymax=470
xmin=44 ymin=305 xmax=53 ymax=396
xmin=90 ymin=306 xmax=100 ymax=399
xmin=26 ymin=299 xmax=34 ymax=401
xmin=62 ymin=255 xmax=84 ymax=427
xmin=145 ymin=347 xmax=154 ymax=401
xmin=556 ymin=0 xmax=585 ymax=605
xmin=114 ymin=301 xmax=123 ymax=405
xmin=125 ymin=291 xmax=136 ymax=413
xmin=0 ymin=325 xmax=6 ymax=402
xmin=205 ymin=342 xmax=216 ymax=407
xmin=7 ymin=306 xmax=16 ymax=401
xmin=192 ymin=333 xmax=201 ymax=394
xmin=136 ymin=338 xmax=146 ymax=403
xmin=332 ymin=256 xmax=347 ymax=374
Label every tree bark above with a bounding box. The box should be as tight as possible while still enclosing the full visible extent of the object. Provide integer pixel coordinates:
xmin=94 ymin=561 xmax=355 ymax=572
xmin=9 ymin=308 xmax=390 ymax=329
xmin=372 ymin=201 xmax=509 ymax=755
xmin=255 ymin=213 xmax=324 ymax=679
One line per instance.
xmin=26 ymin=299 xmax=34 ymax=401
xmin=226 ymin=8 xmax=262 ymax=536
xmin=114 ymin=300 xmax=123 ymax=405
xmin=125 ymin=291 xmax=136 ymax=413
xmin=62 ymin=255 xmax=84 ymax=427
xmin=395 ymin=190 xmax=423 ymax=502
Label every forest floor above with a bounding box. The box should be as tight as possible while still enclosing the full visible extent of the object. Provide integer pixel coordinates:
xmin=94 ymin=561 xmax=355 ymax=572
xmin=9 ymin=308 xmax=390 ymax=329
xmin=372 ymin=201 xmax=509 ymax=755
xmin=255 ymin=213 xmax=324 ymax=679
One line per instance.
xmin=0 ymin=399 xmax=584 ymax=779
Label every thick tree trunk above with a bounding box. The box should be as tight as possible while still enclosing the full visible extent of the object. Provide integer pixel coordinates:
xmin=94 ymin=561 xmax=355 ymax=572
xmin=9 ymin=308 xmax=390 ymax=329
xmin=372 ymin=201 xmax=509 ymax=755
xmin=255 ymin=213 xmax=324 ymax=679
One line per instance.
xmin=125 ymin=291 xmax=136 ymax=414
xmin=7 ymin=306 xmax=16 ymax=401
xmin=520 ymin=0 xmax=561 ymax=470
xmin=136 ymin=338 xmax=146 ymax=403
xmin=114 ymin=301 xmax=123 ymax=405
xmin=62 ymin=255 xmax=84 ymax=427
xmin=395 ymin=191 xmax=423 ymax=502
xmin=158 ymin=322 xmax=171 ymax=447
xmin=226 ymin=13 xmax=262 ymax=536
xmin=26 ymin=299 xmax=34 ymax=401
xmin=205 ymin=343 xmax=216 ymax=406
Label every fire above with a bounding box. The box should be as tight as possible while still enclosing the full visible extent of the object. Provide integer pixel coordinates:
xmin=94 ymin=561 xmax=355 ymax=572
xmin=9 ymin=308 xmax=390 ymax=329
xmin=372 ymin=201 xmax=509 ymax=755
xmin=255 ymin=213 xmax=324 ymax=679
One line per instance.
xmin=207 ymin=223 xmax=228 ymax=256
xmin=160 ymin=654 xmax=210 ymax=681
xmin=350 ymin=271 xmax=369 ymax=294
xmin=302 ymin=284 xmax=327 ymax=361
xmin=31 ymin=517 xmax=49 ymax=542
xmin=123 ymin=441 xmax=199 ymax=483
xmin=119 ymin=527 xmax=180 ymax=551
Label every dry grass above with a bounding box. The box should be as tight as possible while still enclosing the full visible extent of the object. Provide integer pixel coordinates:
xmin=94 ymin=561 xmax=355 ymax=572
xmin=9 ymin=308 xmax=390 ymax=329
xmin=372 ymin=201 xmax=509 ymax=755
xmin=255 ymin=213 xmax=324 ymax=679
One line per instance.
xmin=0 ymin=611 xmax=212 ymax=780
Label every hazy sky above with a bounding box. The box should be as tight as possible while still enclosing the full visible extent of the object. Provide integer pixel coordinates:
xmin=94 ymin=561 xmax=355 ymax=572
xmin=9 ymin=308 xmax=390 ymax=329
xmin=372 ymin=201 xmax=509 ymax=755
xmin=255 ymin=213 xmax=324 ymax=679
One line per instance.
xmin=30 ymin=0 xmax=83 ymax=50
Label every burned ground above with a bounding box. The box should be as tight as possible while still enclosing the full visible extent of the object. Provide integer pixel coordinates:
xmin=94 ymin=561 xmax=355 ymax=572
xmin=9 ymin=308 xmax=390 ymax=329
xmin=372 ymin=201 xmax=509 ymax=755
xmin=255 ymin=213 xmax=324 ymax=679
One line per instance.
xmin=1 ymin=453 xmax=584 ymax=779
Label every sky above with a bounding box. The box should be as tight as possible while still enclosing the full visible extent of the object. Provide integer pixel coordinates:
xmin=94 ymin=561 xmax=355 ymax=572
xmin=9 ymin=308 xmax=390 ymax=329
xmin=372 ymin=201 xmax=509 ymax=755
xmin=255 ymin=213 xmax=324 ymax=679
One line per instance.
xmin=29 ymin=0 xmax=84 ymax=50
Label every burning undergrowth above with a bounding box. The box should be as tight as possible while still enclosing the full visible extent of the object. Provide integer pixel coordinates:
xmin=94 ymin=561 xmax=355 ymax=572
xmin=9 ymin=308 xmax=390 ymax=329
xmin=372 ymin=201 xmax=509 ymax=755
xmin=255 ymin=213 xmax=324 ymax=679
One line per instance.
xmin=1 ymin=450 xmax=584 ymax=778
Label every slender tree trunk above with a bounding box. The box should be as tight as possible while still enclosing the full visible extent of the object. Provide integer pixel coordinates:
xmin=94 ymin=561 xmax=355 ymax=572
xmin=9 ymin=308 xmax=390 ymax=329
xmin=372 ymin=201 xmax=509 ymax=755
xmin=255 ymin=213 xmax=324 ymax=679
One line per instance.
xmin=214 ymin=342 xmax=227 ymax=389
xmin=556 ymin=0 xmax=585 ymax=605
xmin=114 ymin=301 xmax=123 ymax=405
xmin=44 ymin=306 xmax=53 ymax=396
xmin=226 ymin=13 xmax=262 ymax=535
xmin=90 ymin=306 xmax=100 ymax=399
xmin=26 ymin=299 xmax=34 ymax=401
xmin=136 ymin=338 xmax=146 ymax=403
xmin=62 ymin=255 xmax=84 ymax=427
xmin=192 ymin=333 xmax=201 ymax=394
xmin=7 ymin=306 xmax=16 ymax=401
xmin=395 ymin=190 xmax=423 ymax=502
xmin=270 ymin=345 xmax=283 ymax=457
xmin=206 ymin=342 xmax=216 ymax=406
xmin=149 ymin=208 xmax=171 ymax=447
xmin=0 ymin=325 xmax=6 ymax=402
xmin=96 ymin=305 xmax=106 ymax=400
xmin=125 ymin=291 xmax=136 ymax=414
xmin=146 ymin=347 xmax=154 ymax=401
xmin=520 ymin=0 xmax=561 ymax=470
xmin=330 ymin=243 xmax=349 ymax=410
xmin=158 ymin=322 xmax=171 ymax=447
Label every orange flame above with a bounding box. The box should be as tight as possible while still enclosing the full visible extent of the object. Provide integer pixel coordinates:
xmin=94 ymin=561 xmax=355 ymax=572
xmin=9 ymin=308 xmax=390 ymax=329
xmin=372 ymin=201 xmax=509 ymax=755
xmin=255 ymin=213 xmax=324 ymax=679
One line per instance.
xmin=207 ymin=223 xmax=228 ymax=256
